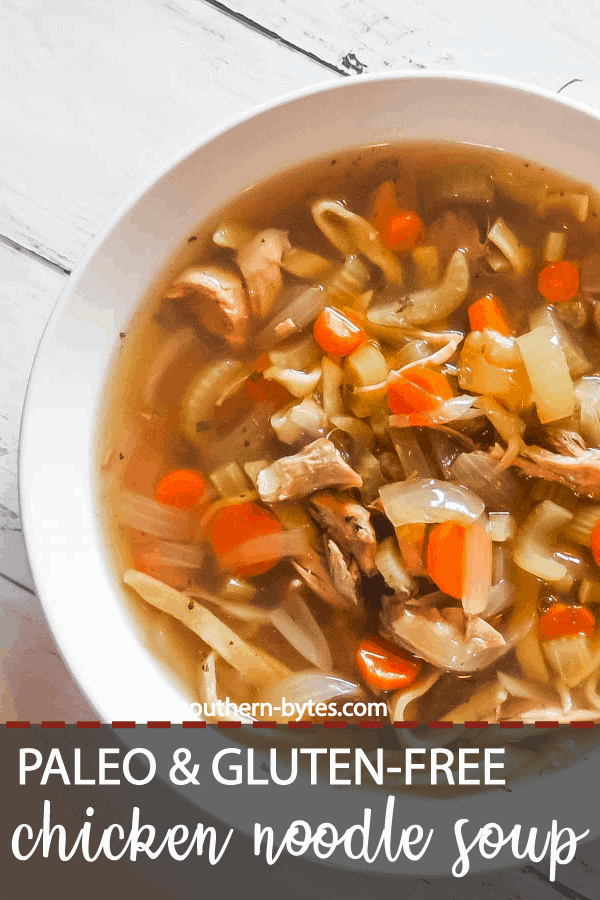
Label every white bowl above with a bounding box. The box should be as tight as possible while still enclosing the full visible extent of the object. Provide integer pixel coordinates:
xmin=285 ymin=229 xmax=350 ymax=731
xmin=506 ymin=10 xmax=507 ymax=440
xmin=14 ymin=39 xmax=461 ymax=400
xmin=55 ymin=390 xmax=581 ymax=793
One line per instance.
xmin=21 ymin=69 xmax=600 ymax=719
xmin=19 ymin=72 xmax=600 ymax=873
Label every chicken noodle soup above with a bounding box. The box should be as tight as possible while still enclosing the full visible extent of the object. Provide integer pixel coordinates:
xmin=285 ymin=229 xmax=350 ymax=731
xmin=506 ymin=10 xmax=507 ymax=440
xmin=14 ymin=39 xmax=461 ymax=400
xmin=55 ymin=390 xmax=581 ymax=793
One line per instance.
xmin=100 ymin=142 xmax=600 ymax=725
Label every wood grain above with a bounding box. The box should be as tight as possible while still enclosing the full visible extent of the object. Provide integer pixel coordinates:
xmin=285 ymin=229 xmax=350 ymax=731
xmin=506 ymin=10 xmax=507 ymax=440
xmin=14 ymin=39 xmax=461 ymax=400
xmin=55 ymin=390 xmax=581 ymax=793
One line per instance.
xmin=0 ymin=0 xmax=327 ymax=271
xmin=225 ymin=0 xmax=600 ymax=94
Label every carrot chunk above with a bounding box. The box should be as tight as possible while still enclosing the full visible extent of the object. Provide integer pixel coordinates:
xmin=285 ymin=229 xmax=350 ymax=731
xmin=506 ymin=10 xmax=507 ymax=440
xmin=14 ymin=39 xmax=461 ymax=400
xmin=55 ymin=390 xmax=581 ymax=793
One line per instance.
xmin=591 ymin=517 xmax=600 ymax=566
xmin=538 ymin=261 xmax=579 ymax=303
xmin=538 ymin=603 xmax=595 ymax=641
xmin=356 ymin=637 xmax=421 ymax=691
xmin=208 ymin=501 xmax=283 ymax=577
xmin=427 ymin=521 xmax=466 ymax=600
xmin=387 ymin=366 xmax=454 ymax=415
xmin=468 ymin=293 xmax=513 ymax=337
xmin=155 ymin=469 xmax=208 ymax=509
xmin=385 ymin=211 xmax=424 ymax=252
xmin=313 ymin=307 xmax=367 ymax=357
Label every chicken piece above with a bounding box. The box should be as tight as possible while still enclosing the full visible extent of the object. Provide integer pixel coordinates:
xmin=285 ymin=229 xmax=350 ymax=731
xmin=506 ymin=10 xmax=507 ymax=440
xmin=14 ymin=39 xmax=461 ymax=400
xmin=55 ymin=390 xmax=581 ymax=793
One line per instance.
xmin=237 ymin=228 xmax=291 ymax=318
xmin=380 ymin=598 xmax=515 ymax=674
xmin=256 ymin=438 xmax=362 ymax=503
xmin=308 ymin=491 xmax=377 ymax=575
xmin=427 ymin=210 xmax=486 ymax=268
xmin=325 ymin=540 xmax=362 ymax=609
xmin=292 ymin=551 xmax=361 ymax=612
xmin=505 ymin=444 xmax=600 ymax=500
xmin=164 ymin=265 xmax=248 ymax=349
xmin=529 ymin=425 xmax=587 ymax=457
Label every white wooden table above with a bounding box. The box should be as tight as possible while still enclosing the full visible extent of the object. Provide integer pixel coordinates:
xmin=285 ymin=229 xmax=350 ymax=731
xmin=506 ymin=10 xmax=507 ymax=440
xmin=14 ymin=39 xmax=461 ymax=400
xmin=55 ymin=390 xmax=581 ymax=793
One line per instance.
xmin=3 ymin=1 xmax=600 ymax=894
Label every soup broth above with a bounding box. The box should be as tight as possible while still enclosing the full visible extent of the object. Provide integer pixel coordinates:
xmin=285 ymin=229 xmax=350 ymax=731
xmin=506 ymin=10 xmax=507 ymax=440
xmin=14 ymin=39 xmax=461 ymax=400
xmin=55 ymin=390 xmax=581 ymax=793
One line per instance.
xmin=100 ymin=142 xmax=600 ymax=725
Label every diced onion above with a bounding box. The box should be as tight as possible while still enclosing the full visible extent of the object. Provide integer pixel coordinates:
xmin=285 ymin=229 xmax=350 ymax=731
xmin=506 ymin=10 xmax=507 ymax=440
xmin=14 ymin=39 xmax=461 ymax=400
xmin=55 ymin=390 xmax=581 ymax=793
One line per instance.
xmin=450 ymin=451 xmax=520 ymax=510
xmin=489 ymin=511 xmax=515 ymax=542
xmin=209 ymin=461 xmax=251 ymax=498
xmin=543 ymin=634 xmax=593 ymax=688
xmin=544 ymin=231 xmax=567 ymax=263
xmin=219 ymin=528 xmax=309 ymax=571
xmin=142 ymin=327 xmax=197 ymax=407
xmin=321 ymin=357 xmax=344 ymax=419
xmin=461 ymin=514 xmax=493 ymax=616
xmin=270 ymin=586 xmax=332 ymax=671
xmin=517 ymin=326 xmax=574 ymax=424
xmin=576 ymin=376 xmax=600 ymax=446
xmin=488 ymin=217 xmax=531 ymax=275
xmin=116 ymin=489 xmax=196 ymax=541
xmin=379 ymin=478 xmax=485 ymax=528
xmin=513 ymin=500 xmax=573 ymax=582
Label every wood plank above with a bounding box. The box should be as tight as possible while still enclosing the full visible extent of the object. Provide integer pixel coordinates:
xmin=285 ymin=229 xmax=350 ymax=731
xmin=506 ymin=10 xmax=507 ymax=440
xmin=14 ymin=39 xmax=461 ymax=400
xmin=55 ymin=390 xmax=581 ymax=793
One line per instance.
xmin=229 ymin=0 xmax=600 ymax=94
xmin=0 ymin=240 xmax=66 ymax=591
xmin=0 ymin=0 xmax=327 ymax=271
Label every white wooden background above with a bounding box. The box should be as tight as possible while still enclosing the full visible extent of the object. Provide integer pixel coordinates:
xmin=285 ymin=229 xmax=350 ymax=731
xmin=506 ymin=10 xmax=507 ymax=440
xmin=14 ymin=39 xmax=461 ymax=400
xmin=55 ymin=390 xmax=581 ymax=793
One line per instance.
xmin=3 ymin=1 xmax=600 ymax=894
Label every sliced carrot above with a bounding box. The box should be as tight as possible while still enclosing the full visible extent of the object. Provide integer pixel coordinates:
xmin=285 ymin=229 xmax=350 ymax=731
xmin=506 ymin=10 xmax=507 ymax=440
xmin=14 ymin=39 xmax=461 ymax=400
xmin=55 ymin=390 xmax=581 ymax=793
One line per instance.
xmin=356 ymin=637 xmax=421 ymax=692
xmin=538 ymin=261 xmax=579 ymax=303
xmin=246 ymin=372 xmax=293 ymax=409
xmin=538 ymin=603 xmax=595 ymax=642
xmin=385 ymin=211 xmax=424 ymax=252
xmin=591 ymin=517 xmax=600 ymax=566
xmin=313 ymin=307 xmax=367 ymax=357
xmin=468 ymin=293 xmax=513 ymax=337
xmin=370 ymin=181 xmax=401 ymax=233
xmin=155 ymin=469 xmax=208 ymax=509
xmin=427 ymin=521 xmax=466 ymax=600
xmin=208 ymin=501 xmax=283 ymax=577
xmin=387 ymin=366 xmax=454 ymax=415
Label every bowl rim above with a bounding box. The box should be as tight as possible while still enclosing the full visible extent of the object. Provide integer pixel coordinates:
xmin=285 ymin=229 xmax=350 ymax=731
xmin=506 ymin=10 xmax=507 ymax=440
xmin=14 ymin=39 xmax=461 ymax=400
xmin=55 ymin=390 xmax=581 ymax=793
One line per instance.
xmin=18 ymin=70 xmax=600 ymax=875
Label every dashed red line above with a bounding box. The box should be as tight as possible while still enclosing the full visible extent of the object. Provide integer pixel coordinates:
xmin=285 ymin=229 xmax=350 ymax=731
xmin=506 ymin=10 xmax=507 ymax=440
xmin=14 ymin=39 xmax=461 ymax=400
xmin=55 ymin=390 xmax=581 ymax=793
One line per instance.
xmin=111 ymin=721 xmax=136 ymax=729
xmin=288 ymin=721 xmax=312 ymax=729
xmin=6 ymin=721 xmax=30 ymax=728
xmin=41 ymin=721 xmax=65 ymax=729
xmin=147 ymin=721 xmax=171 ymax=729
xmin=429 ymin=721 xmax=453 ymax=729
xmin=464 ymin=721 xmax=489 ymax=729
xmin=499 ymin=721 xmax=524 ymax=728
xmin=323 ymin=721 xmax=347 ymax=729
xmin=570 ymin=721 xmax=594 ymax=729
xmin=217 ymin=721 xmax=241 ymax=729
xmin=358 ymin=721 xmax=383 ymax=729
xmin=5 ymin=719 xmax=596 ymax=728
xmin=535 ymin=721 xmax=560 ymax=729
xmin=393 ymin=721 xmax=418 ymax=729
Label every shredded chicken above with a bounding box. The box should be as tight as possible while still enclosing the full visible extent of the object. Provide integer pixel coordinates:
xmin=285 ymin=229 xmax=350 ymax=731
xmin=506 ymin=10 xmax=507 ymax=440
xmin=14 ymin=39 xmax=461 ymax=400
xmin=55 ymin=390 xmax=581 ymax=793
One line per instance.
xmin=256 ymin=438 xmax=362 ymax=503
xmin=530 ymin=425 xmax=588 ymax=457
xmin=164 ymin=265 xmax=248 ymax=349
xmin=309 ymin=491 xmax=377 ymax=575
xmin=292 ymin=551 xmax=361 ymax=612
xmin=380 ymin=599 xmax=516 ymax=674
xmin=325 ymin=539 xmax=362 ymax=609
xmin=427 ymin=210 xmax=486 ymax=268
xmin=236 ymin=228 xmax=291 ymax=318
xmin=501 ymin=444 xmax=600 ymax=499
